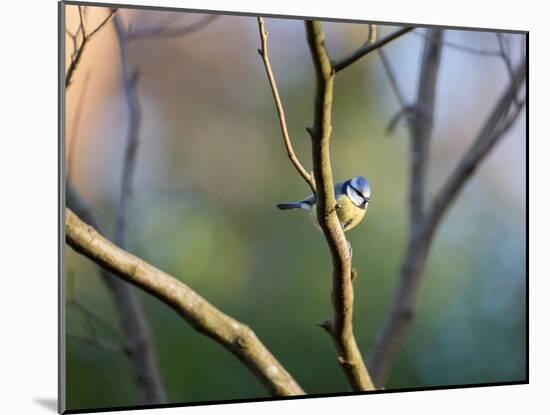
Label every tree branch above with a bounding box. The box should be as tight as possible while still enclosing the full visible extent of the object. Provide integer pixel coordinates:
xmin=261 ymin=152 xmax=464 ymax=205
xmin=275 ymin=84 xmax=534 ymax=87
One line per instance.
xmin=304 ymin=20 xmax=375 ymax=391
xmin=424 ymin=58 xmax=526 ymax=236
xmin=65 ymin=8 xmax=231 ymax=403
xmin=65 ymin=208 xmax=305 ymax=396
xmin=113 ymin=15 xmax=141 ymax=249
xmin=66 ymin=184 xmax=167 ymax=404
xmin=65 ymin=7 xmax=117 ymax=88
xmin=333 ymin=27 xmax=414 ymax=73
xmin=257 ymin=17 xmax=316 ymax=194
xmin=409 ymin=29 xmax=444 ymax=226
xmin=411 ymin=30 xmax=503 ymax=57
xmin=368 ymin=28 xmax=444 ymax=387
xmin=367 ymin=41 xmax=526 ymax=387
xmin=496 ymin=33 xmax=520 ymax=107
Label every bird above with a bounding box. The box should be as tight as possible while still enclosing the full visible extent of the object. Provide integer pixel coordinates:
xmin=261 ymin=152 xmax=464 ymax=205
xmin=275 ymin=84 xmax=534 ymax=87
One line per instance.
xmin=276 ymin=176 xmax=371 ymax=232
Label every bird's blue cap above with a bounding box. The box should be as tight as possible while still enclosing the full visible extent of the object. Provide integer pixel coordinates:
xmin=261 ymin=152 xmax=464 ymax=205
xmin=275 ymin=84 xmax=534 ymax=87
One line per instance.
xmin=350 ymin=176 xmax=370 ymax=192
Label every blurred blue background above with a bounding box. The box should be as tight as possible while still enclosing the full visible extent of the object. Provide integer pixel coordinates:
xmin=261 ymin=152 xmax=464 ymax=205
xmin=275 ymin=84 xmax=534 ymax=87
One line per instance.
xmin=64 ymin=5 xmax=526 ymax=410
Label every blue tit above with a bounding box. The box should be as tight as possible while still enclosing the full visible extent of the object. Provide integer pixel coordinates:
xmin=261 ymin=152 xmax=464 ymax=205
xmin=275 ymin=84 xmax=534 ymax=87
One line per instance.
xmin=276 ymin=176 xmax=371 ymax=232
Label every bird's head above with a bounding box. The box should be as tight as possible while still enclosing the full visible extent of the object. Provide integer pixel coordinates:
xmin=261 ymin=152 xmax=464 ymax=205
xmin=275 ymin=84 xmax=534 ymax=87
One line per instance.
xmin=346 ymin=176 xmax=371 ymax=209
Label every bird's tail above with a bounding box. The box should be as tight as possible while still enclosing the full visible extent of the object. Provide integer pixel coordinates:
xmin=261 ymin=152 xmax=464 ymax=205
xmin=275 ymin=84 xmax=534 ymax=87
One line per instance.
xmin=276 ymin=202 xmax=304 ymax=210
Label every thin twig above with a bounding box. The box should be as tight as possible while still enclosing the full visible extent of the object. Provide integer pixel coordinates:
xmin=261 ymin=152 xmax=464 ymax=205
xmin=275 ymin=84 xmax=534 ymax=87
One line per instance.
xmin=257 ymin=17 xmax=316 ymax=194
xmin=128 ymin=14 xmax=219 ymax=40
xmin=377 ymin=50 xmax=408 ymax=112
xmin=411 ymin=30 xmax=503 ymax=57
xmin=67 ymin=331 xmax=127 ymax=354
xmin=376 ymin=49 xmax=415 ymax=134
xmin=65 ymin=208 xmax=305 ymax=396
xmin=69 ymin=297 xmax=121 ymax=337
xmin=496 ymin=33 xmax=520 ymax=107
xmin=304 ymin=20 xmax=375 ymax=391
xmin=65 ymin=7 xmax=117 ymax=88
xmin=87 ymin=8 xmax=118 ymax=38
xmin=333 ymin=27 xmax=414 ymax=73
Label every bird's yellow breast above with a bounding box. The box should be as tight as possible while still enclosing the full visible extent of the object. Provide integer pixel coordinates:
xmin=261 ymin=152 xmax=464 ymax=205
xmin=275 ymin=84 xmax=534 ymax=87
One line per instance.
xmin=309 ymin=194 xmax=367 ymax=232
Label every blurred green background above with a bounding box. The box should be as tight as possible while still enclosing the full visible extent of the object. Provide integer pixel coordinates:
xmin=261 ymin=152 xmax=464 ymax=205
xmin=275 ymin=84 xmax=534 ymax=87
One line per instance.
xmin=64 ymin=5 xmax=526 ymax=411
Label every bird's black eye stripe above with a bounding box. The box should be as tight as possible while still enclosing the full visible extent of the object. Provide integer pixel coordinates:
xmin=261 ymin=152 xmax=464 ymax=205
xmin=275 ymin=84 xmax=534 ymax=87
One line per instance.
xmin=350 ymin=184 xmax=361 ymax=194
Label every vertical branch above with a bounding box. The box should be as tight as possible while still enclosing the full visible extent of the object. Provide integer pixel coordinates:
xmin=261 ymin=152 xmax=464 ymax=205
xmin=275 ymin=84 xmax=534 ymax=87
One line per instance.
xmin=304 ymin=20 xmax=375 ymax=391
xmin=368 ymin=35 xmax=526 ymax=388
xmin=109 ymin=15 xmax=167 ymax=404
xmin=113 ymin=16 xmax=141 ymax=248
xmin=256 ymin=18 xmax=316 ymax=194
xmin=368 ymin=29 xmax=444 ymax=387
xmin=409 ymin=29 xmax=443 ymax=226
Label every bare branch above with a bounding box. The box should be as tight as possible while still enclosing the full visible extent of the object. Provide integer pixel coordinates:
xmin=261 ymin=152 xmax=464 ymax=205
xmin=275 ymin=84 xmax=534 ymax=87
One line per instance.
xmin=424 ymin=58 xmax=526 ymax=235
xmin=68 ymin=331 xmax=127 ymax=354
xmin=69 ymin=297 xmax=121 ymax=337
xmin=376 ymin=49 xmax=414 ymax=134
xmin=333 ymin=27 xmax=414 ymax=73
xmin=65 ymin=208 xmax=305 ymax=396
xmin=66 ymin=184 xmax=167 ymax=404
xmin=65 ymin=7 xmax=118 ymax=88
xmin=304 ymin=20 xmax=375 ymax=391
xmin=128 ymin=14 xmax=219 ymax=40
xmin=113 ymin=15 xmax=141 ymax=249
xmin=257 ymin=17 xmax=316 ymax=194
xmin=78 ymin=6 xmax=87 ymax=38
xmin=367 ymin=42 xmax=526 ymax=387
xmin=496 ymin=33 xmax=520 ymax=107
xmin=411 ymin=30 xmax=503 ymax=57
xmin=368 ymin=29 xmax=444 ymax=387
xmin=410 ymin=29 xmax=444 ymax=225
xmin=87 ymin=8 xmax=118 ymax=38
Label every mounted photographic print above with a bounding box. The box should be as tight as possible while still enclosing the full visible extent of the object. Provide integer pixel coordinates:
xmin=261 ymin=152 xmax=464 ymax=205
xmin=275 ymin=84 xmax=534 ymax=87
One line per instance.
xmin=60 ymin=1 xmax=528 ymax=413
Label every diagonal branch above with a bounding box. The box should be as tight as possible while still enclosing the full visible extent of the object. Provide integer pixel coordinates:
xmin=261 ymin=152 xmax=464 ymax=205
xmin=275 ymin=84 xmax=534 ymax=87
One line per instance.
xmin=304 ymin=20 xmax=375 ymax=392
xmin=424 ymin=58 xmax=526 ymax=236
xmin=257 ymin=17 xmax=316 ymax=194
xmin=66 ymin=183 xmax=166 ymax=404
xmin=65 ymin=208 xmax=305 ymax=397
xmin=333 ymin=27 xmax=414 ymax=73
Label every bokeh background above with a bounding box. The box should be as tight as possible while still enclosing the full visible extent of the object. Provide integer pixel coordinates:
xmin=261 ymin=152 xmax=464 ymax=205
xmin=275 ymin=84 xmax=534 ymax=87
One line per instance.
xmin=64 ymin=4 xmax=526 ymax=411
